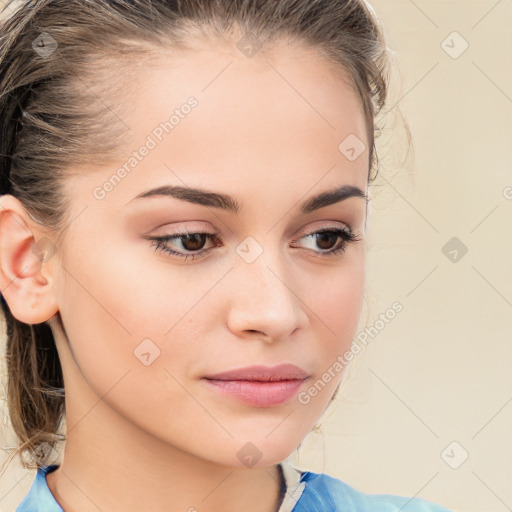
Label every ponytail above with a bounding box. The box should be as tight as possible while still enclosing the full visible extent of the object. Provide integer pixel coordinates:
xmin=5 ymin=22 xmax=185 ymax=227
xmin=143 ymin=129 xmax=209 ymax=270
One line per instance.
xmin=1 ymin=0 xmax=66 ymax=472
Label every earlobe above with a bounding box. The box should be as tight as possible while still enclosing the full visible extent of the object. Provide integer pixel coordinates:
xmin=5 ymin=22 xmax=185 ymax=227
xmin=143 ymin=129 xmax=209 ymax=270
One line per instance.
xmin=0 ymin=194 xmax=59 ymax=324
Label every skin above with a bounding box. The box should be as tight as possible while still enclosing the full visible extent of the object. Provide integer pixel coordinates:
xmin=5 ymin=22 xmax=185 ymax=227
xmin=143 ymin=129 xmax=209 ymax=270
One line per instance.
xmin=0 ymin=36 xmax=369 ymax=512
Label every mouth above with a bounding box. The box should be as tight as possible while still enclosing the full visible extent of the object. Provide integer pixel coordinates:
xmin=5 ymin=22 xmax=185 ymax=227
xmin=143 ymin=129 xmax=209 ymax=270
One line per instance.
xmin=201 ymin=364 xmax=310 ymax=407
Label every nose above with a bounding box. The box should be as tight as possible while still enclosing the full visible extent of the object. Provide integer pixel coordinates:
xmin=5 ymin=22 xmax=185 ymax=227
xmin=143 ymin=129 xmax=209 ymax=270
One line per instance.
xmin=225 ymin=247 xmax=309 ymax=343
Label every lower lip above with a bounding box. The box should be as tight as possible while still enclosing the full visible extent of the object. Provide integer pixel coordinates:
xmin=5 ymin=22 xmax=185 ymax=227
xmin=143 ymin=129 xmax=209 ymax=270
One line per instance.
xmin=202 ymin=378 xmax=306 ymax=407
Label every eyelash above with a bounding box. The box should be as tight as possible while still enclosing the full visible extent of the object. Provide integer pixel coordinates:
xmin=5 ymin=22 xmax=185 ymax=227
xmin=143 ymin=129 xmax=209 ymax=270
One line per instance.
xmin=146 ymin=227 xmax=360 ymax=261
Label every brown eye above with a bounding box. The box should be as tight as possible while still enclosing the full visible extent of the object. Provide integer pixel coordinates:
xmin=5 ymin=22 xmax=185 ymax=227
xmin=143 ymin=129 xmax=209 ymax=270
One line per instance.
xmin=314 ymin=231 xmax=340 ymax=251
xmin=146 ymin=232 xmax=220 ymax=261
xmin=293 ymin=227 xmax=360 ymax=258
xmin=179 ymin=233 xmax=208 ymax=251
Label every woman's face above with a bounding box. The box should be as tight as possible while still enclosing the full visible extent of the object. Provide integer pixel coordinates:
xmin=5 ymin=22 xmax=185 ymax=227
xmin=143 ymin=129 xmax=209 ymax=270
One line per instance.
xmin=51 ymin=41 xmax=369 ymax=467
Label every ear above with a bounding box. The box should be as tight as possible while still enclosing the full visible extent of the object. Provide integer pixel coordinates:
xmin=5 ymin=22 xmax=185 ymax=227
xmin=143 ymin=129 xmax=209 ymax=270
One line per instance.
xmin=0 ymin=194 xmax=59 ymax=324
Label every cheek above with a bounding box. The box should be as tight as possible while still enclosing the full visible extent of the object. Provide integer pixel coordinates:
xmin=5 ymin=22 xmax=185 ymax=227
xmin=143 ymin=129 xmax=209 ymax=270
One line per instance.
xmin=55 ymin=241 xmax=172 ymax=391
xmin=308 ymin=251 xmax=365 ymax=339
xmin=302 ymin=251 xmax=365 ymax=391
xmin=289 ymin=258 xmax=365 ymax=420
xmin=55 ymin=236 xmax=225 ymax=392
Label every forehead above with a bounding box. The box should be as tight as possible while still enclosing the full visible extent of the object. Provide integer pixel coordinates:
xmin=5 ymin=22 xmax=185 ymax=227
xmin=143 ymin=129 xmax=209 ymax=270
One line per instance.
xmin=68 ymin=42 xmax=369 ymax=210
xmin=128 ymin=42 xmax=365 ymax=137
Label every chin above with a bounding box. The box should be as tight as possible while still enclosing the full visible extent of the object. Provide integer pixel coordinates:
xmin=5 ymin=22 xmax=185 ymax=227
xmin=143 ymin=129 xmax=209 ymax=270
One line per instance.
xmin=222 ymin=436 xmax=300 ymax=469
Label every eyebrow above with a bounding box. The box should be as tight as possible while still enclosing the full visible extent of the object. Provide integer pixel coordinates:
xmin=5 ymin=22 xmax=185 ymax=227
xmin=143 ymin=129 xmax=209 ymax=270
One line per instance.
xmin=128 ymin=184 xmax=367 ymax=214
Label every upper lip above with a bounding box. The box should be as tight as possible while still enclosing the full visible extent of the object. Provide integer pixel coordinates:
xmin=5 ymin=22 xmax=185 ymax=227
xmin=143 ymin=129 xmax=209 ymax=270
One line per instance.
xmin=203 ymin=364 xmax=309 ymax=382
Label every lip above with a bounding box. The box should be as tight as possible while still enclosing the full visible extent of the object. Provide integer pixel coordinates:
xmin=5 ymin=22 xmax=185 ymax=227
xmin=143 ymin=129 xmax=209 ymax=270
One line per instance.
xmin=202 ymin=364 xmax=309 ymax=407
xmin=203 ymin=364 xmax=309 ymax=381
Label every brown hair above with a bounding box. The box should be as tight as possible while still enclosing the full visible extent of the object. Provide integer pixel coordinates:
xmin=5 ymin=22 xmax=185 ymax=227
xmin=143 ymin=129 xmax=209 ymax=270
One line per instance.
xmin=0 ymin=0 xmax=390 ymax=471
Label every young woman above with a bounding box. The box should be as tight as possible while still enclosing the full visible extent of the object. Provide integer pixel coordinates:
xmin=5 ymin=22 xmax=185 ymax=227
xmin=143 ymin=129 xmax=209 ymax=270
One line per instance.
xmin=0 ymin=1 xmax=454 ymax=510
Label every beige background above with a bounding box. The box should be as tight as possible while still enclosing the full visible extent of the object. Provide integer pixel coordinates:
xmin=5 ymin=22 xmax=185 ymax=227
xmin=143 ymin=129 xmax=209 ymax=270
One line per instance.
xmin=1 ymin=1 xmax=511 ymax=511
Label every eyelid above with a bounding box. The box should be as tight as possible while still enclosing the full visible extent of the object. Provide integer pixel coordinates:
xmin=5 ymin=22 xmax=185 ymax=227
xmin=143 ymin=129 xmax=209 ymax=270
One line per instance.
xmin=146 ymin=220 xmax=214 ymax=236
xmin=147 ymin=220 xmax=352 ymax=243
xmin=293 ymin=221 xmax=352 ymax=240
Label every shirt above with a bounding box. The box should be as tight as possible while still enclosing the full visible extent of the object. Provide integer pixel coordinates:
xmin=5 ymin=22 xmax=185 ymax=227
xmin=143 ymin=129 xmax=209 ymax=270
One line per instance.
xmin=16 ymin=462 xmax=454 ymax=512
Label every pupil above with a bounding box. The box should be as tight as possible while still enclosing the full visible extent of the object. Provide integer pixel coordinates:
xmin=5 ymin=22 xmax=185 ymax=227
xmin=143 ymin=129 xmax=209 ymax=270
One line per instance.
xmin=183 ymin=234 xmax=206 ymax=251
xmin=316 ymin=232 xmax=337 ymax=250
